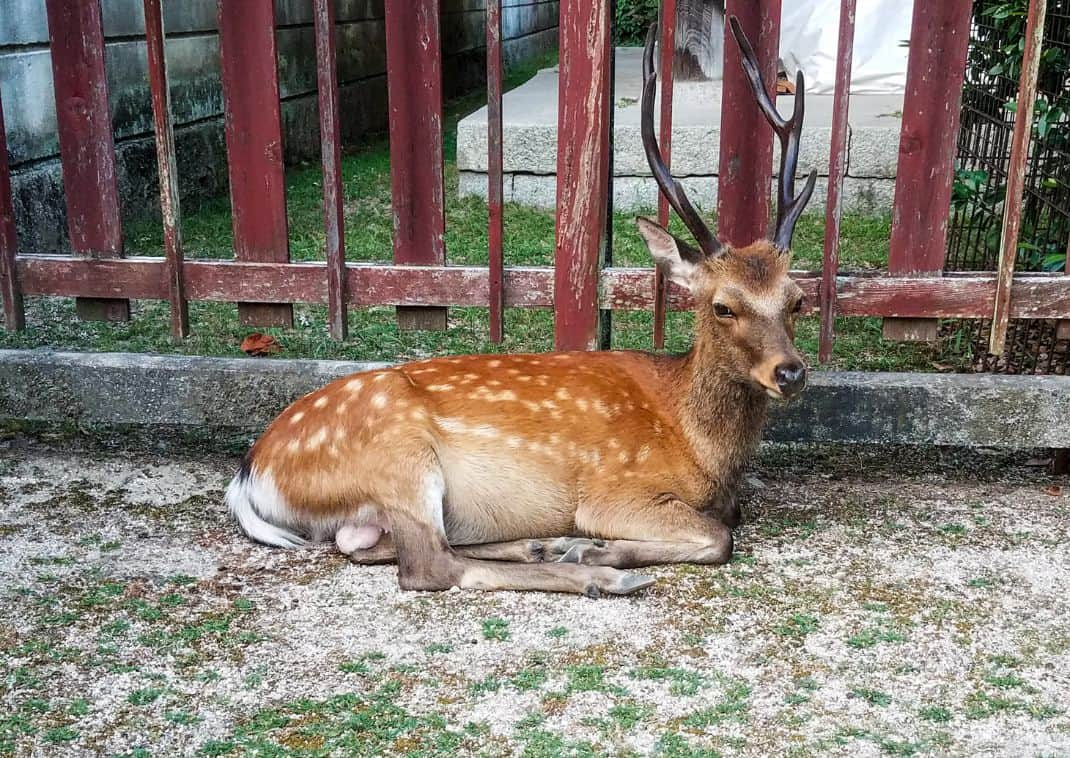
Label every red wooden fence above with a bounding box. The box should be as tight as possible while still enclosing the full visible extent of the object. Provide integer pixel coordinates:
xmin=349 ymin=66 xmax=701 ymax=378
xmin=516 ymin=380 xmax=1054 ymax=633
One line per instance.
xmin=0 ymin=0 xmax=1066 ymax=365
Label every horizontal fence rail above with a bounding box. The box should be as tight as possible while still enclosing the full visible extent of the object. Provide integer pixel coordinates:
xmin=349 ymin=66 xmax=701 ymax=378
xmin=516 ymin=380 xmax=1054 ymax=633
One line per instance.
xmin=0 ymin=0 xmax=1067 ymax=371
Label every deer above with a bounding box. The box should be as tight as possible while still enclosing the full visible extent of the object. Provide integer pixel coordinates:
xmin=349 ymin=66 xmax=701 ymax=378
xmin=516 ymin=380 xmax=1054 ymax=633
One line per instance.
xmin=225 ymin=17 xmax=816 ymax=597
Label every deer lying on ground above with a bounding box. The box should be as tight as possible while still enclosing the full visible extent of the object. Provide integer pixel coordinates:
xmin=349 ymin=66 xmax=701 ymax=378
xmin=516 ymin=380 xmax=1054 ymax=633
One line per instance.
xmin=226 ymin=18 xmax=816 ymax=596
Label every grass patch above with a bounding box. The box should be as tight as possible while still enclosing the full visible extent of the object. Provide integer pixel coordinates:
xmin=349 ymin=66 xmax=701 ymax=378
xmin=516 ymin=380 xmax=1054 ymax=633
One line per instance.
xmin=851 ymin=687 xmax=891 ymax=707
xmin=630 ymin=666 xmax=706 ymax=696
xmin=774 ymin=613 xmax=820 ymax=639
xmin=481 ymin=617 xmax=509 ymax=642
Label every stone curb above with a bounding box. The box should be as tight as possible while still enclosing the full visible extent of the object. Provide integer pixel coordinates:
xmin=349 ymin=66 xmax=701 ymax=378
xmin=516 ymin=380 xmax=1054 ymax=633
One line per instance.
xmin=1 ymin=350 xmax=1067 ymax=447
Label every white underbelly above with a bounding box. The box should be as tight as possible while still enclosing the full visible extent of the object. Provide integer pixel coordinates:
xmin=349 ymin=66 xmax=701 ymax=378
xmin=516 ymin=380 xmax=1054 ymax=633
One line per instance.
xmin=438 ymin=448 xmax=576 ymax=545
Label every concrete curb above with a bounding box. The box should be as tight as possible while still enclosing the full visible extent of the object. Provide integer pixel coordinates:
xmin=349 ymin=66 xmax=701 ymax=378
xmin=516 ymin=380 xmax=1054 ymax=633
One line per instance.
xmin=1 ymin=350 xmax=1067 ymax=447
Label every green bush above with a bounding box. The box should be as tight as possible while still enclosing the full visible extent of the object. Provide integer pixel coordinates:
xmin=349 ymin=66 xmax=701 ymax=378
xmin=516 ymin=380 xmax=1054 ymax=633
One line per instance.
xmin=616 ymin=0 xmax=660 ymax=45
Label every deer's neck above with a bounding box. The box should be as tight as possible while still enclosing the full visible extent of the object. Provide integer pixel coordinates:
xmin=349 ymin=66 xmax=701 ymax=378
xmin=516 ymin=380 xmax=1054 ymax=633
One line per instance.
xmin=672 ymin=322 xmax=768 ymax=491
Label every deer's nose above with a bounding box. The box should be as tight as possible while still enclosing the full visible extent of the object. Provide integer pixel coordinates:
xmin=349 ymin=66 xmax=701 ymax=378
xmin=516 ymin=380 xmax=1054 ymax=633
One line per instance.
xmin=774 ymin=362 xmax=807 ymax=397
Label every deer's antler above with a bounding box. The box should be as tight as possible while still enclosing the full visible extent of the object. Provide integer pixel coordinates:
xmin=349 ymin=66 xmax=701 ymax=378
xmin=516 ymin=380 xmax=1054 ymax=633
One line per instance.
xmin=728 ymin=15 xmax=817 ymax=251
xmin=641 ymin=24 xmax=722 ymax=257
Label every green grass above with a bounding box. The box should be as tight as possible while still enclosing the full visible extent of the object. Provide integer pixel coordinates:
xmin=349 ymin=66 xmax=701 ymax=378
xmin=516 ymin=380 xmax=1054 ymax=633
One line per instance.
xmin=0 ymin=52 xmax=974 ymax=373
xmin=481 ymin=617 xmax=510 ymax=642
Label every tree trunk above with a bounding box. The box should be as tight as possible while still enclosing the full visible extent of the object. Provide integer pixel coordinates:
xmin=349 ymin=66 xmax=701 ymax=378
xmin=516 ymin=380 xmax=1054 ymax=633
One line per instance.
xmin=673 ymin=0 xmax=725 ymax=81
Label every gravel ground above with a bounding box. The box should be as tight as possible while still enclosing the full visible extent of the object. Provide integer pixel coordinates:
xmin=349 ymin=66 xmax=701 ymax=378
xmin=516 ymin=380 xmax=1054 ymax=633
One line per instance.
xmin=0 ymin=435 xmax=1068 ymax=757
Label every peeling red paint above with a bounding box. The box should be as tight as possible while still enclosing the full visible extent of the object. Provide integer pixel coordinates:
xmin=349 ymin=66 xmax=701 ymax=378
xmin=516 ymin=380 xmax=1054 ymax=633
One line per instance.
xmin=218 ymin=0 xmax=293 ymax=328
xmin=718 ymin=0 xmax=781 ymax=248
xmin=45 ymin=0 xmax=128 ymax=322
xmin=553 ymin=0 xmax=612 ymax=351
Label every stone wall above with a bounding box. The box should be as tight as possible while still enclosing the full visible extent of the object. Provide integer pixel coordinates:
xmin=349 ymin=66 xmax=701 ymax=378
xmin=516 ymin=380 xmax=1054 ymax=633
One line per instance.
xmin=0 ymin=0 xmax=559 ymax=251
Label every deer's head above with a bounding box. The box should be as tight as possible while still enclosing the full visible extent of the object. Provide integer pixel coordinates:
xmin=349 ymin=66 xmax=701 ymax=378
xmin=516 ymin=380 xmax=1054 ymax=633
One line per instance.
xmin=636 ymin=18 xmax=816 ymax=400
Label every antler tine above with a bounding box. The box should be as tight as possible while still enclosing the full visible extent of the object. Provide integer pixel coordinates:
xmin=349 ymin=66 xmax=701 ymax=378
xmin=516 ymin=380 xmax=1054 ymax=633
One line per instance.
xmin=641 ymin=24 xmax=721 ymax=256
xmin=728 ymin=16 xmax=817 ymax=251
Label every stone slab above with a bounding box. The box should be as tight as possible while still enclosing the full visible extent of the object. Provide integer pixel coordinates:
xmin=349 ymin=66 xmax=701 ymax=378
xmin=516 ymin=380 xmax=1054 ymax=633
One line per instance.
xmin=456 ymin=48 xmax=906 ymax=205
xmin=1 ymin=351 xmax=1066 ymax=447
xmin=459 ymin=171 xmax=895 ymax=215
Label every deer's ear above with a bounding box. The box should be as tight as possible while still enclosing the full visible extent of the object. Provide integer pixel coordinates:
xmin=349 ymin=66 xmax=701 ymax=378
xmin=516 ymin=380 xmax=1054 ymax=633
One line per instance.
xmin=636 ymin=217 xmax=704 ymax=289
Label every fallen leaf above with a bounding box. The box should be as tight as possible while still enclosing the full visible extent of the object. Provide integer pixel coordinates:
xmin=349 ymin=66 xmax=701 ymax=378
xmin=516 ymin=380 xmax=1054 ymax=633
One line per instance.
xmin=1044 ymin=485 xmax=1062 ymax=497
xmin=241 ymin=333 xmax=281 ymax=356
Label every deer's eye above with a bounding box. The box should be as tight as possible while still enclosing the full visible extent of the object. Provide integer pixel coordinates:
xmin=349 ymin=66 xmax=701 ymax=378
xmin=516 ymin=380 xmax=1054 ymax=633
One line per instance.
xmin=792 ymin=297 xmax=805 ymax=314
xmin=713 ymin=303 xmax=735 ymax=319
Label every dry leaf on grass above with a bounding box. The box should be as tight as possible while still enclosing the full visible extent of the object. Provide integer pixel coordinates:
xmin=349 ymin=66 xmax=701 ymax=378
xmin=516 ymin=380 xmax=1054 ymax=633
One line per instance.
xmin=1044 ymin=485 xmax=1062 ymax=497
xmin=240 ymin=333 xmax=281 ymax=356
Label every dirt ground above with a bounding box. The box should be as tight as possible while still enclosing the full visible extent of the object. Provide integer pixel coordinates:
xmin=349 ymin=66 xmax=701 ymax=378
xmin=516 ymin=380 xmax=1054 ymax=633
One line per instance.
xmin=0 ymin=435 xmax=1068 ymax=757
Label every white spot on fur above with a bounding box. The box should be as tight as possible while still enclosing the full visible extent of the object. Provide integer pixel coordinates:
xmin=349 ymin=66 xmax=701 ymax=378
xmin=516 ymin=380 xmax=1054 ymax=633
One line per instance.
xmin=637 ymin=444 xmax=652 ymax=462
xmin=290 ymin=412 xmax=305 ymax=424
xmin=506 ymin=436 xmax=522 ymax=448
xmin=345 ymin=378 xmax=363 ymax=392
xmin=426 ymin=384 xmax=454 ymax=392
xmin=576 ymin=399 xmax=590 ymax=412
xmin=488 ymin=360 xmax=501 ymax=368
xmin=313 ymin=397 xmax=328 ymax=409
xmin=374 ymin=373 xmax=388 ymax=382
xmin=306 ymin=428 xmax=328 ymax=450
xmin=371 ymin=393 xmax=388 ymax=408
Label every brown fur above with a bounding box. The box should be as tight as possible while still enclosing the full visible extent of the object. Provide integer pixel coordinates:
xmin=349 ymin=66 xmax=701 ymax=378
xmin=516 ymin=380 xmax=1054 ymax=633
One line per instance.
xmin=232 ymin=234 xmax=807 ymax=596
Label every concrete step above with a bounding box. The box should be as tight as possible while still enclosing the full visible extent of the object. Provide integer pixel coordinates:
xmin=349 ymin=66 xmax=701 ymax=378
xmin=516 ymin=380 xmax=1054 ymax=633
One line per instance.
xmin=457 ymin=48 xmax=904 ymax=214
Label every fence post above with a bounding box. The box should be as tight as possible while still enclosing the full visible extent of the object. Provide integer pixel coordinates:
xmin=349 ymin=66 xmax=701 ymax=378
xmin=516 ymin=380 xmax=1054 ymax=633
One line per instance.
xmin=218 ymin=0 xmax=294 ymax=328
xmin=487 ymin=0 xmax=505 ymax=343
xmin=144 ymin=0 xmax=189 ymax=340
xmin=989 ymin=0 xmax=1046 ymax=356
xmin=45 ymin=0 xmax=129 ymax=323
xmin=553 ymin=0 xmax=613 ymax=351
xmin=718 ymin=0 xmax=781 ymax=248
xmin=385 ymin=0 xmax=448 ymax=332
xmin=883 ymin=1 xmax=971 ymax=342
xmin=0 ymin=94 xmax=25 ymax=331
xmin=818 ymin=0 xmax=857 ymax=363
xmin=314 ymin=0 xmax=348 ymax=341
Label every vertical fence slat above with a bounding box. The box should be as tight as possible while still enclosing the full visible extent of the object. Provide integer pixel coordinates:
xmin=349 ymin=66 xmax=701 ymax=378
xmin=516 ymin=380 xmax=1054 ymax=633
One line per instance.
xmin=1059 ymin=231 xmax=1070 ymax=340
xmin=818 ymin=0 xmax=856 ymax=364
xmin=144 ymin=0 xmax=188 ymax=340
xmin=989 ymin=0 xmax=1046 ymax=356
xmin=385 ymin=0 xmax=447 ymax=332
xmin=553 ymin=0 xmax=613 ymax=351
xmin=718 ymin=0 xmax=781 ymax=248
xmin=652 ymin=0 xmax=676 ymax=350
xmin=314 ymin=0 xmax=348 ymax=341
xmin=0 ymin=94 xmax=25 ymax=331
xmin=218 ymin=0 xmax=293 ymax=328
xmin=883 ymin=0 xmax=971 ymax=342
xmin=45 ymin=0 xmax=129 ymax=322
xmin=487 ymin=0 xmax=505 ymax=343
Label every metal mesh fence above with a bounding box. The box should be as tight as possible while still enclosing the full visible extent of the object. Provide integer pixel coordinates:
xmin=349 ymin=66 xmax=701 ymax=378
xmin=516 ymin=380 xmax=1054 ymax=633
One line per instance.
xmin=944 ymin=0 xmax=1070 ymax=373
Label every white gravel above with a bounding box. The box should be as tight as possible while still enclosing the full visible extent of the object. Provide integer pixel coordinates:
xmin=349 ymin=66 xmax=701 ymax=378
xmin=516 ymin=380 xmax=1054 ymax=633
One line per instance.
xmin=0 ymin=441 xmax=1068 ymax=756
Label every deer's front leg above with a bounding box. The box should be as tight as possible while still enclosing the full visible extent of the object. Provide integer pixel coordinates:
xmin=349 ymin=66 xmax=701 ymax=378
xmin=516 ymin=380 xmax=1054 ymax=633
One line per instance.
xmin=564 ymin=496 xmax=734 ymax=569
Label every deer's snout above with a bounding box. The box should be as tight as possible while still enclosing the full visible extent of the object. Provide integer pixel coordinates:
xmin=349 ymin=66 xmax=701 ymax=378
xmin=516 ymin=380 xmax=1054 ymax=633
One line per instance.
xmin=774 ymin=361 xmax=807 ymax=398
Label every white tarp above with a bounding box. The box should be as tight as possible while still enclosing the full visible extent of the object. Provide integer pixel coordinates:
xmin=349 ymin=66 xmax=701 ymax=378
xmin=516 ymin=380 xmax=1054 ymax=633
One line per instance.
xmin=779 ymin=0 xmax=916 ymax=94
